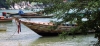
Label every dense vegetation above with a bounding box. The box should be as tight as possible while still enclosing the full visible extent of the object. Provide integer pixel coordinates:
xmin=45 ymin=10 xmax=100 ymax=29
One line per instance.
xmin=6 ymin=0 xmax=100 ymax=44
xmin=0 ymin=0 xmax=8 ymax=9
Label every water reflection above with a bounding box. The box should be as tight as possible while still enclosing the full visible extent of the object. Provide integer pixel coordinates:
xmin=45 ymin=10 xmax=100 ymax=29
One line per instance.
xmin=30 ymin=34 xmax=97 ymax=46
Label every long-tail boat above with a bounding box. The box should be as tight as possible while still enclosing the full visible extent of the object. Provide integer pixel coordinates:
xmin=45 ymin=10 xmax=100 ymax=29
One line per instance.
xmin=0 ymin=16 xmax=12 ymax=22
xmin=7 ymin=12 xmax=53 ymax=18
xmin=20 ymin=20 xmax=79 ymax=36
xmin=0 ymin=18 xmax=12 ymax=22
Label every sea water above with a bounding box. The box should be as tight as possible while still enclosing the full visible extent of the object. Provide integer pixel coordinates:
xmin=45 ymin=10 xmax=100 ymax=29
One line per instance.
xmin=0 ymin=10 xmax=98 ymax=46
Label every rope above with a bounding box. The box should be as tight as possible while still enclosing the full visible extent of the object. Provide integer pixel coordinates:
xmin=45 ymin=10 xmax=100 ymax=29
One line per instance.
xmin=6 ymin=19 xmax=19 ymax=40
xmin=6 ymin=28 xmax=17 ymax=40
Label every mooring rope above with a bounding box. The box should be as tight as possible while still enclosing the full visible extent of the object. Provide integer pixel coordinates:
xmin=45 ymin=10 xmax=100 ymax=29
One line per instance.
xmin=6 ymin=28 xmax=17 ymax=40
xmin=6 ymin=18 xmax=20 ymax=40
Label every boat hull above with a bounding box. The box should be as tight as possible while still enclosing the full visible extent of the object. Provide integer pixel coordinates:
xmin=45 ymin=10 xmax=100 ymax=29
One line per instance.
xmin=20 ymin=16 xmax=53 ymax=18
xmin=20 ymin=21 xmax=77 ymax=36
xmin=7 ymin=12 xmax=53 ymax=18
xmin=0 ymin=18 xmax=12 ymax=22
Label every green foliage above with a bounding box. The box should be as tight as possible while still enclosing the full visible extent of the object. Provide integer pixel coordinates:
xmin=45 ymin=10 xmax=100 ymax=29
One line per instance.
xmin=59 ymin=31 xmax=68 ymax=39
xmin=43 ymin=0 xmax=100 ymax=41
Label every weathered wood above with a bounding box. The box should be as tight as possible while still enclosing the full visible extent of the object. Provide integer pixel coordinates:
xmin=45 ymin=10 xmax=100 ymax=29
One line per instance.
xmin=20 ymin=21 xmax=77 ymax=36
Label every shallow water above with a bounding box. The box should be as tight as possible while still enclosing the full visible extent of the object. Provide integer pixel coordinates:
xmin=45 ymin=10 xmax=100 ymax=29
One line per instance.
xmin=30 ymin=34 xmax=97 ymax=46
xmin=0 ymin=10 xmax=98 ymax=46
xmin=0 ymin=19 xmax=98 ymax=46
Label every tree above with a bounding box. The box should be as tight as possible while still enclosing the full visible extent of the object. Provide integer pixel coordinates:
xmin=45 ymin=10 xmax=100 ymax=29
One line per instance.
xmin=0 ymin=0 xmax=9 ymax=9
xmin=43 ymin=0 xmax=100 ymax=43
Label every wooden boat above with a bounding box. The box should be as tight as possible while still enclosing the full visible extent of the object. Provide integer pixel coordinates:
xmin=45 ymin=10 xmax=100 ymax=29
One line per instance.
xmin=7 ymin=12 xmax=53 ymax=18
xmin=0 ymin=16 xmax=12 ymax=22
xmin=20 ymin=16 xmax=53 ymax=18
xmin=0 ymin=18 xmax=12 ymax=22
xmin=20 ymin=13 xmax=38 ymax=16
xmin=20 ymin=20 xmax=78 ymax=36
